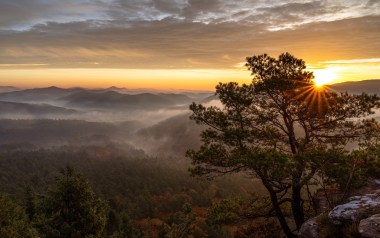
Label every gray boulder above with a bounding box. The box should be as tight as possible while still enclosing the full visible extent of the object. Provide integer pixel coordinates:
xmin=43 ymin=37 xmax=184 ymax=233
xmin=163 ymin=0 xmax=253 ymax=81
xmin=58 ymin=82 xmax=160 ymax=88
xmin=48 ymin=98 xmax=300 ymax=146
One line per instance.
xmin=328 ymin=190 xmax=380 ymax=225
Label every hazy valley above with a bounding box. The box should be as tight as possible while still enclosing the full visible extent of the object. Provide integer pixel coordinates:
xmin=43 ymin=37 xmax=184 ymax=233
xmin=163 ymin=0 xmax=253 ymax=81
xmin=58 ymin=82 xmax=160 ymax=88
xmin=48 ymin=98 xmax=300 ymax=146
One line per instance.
xmin=0 ymin=80 xmax=379 ymax=153
xmin=0 ymin=79 xmax=379 ymax=237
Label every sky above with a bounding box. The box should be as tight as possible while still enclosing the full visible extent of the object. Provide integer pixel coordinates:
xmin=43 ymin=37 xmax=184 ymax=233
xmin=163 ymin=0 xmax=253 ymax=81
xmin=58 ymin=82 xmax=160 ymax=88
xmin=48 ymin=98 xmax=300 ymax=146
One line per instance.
xmin=0 ymin=0 xmax=379 ymax=89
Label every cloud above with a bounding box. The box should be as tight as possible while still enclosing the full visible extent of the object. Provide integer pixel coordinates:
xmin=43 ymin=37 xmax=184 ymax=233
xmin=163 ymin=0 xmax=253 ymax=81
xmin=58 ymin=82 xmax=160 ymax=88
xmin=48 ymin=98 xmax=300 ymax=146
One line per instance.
xmin=0 ymin=0 xmax=379 ymax=70
xmin=1 ymin=0 xmax=378 ymax=30
xmin=0 ymin=18 xmax=265 ymax=68
xmin=0 ymin=63 xmax=49 ymax=67
xmin=320 ymin=58 xmax=380 ymax=64
xmin=251 ymin=0 xmax=380 ymax=31
xmin=1 ymin=14 xmax=380 ymax=69
xmin=152 ymin=0 xmax=188 ymax=15
xmin=181 ymin=0 xmax=221 ymax=19
xmin=366 ymin=0 xmax=380 ymax=8
xmin=257 ymin=1 xmax=330 ymax=19
xmin=0 ymin=0 xmax=107 ymax=30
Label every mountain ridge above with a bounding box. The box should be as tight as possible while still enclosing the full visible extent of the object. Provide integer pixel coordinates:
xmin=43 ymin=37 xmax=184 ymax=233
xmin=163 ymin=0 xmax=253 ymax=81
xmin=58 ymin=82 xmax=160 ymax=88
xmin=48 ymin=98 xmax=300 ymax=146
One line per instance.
xmin=0 ymin=101 xmax=77 ymax=118
xmin=328 ymin=79 xmax=380 ymax=94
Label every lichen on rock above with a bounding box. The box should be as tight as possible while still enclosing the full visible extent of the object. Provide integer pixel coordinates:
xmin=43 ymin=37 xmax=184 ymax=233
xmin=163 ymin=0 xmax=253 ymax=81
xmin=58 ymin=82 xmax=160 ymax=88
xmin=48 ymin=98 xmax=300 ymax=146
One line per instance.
xmin=328 ymin=190 xmax=380 ymax=225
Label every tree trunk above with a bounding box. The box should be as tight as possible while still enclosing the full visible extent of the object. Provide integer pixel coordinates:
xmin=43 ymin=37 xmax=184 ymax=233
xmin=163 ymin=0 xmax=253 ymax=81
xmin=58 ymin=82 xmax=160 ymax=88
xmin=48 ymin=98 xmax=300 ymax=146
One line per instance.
xmin=262 ymin=180 xmax=295 ymax=238
xmin=291 ymin=184 xmax=305 ymax=230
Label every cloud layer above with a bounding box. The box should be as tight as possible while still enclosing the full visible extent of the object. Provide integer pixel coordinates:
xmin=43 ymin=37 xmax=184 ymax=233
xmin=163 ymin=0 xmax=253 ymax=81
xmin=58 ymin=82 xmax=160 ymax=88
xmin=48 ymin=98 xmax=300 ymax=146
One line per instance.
xmin=0 ymin=0 xmax=379 ymax=69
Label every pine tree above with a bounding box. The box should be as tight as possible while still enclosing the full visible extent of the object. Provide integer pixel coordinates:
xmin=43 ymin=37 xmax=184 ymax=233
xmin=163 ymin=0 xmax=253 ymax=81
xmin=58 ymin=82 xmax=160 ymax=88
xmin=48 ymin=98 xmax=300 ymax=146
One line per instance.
xmin=187 ymin=53 xmax=380 ymax=237
xmin=41 ymin=166 xmax=108 ymax=238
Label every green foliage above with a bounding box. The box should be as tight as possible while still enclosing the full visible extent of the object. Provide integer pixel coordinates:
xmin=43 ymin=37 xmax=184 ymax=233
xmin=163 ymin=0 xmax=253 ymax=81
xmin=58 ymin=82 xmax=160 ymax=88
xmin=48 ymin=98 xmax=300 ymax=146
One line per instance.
xmin=0 ymin=193 xmax=39 ymax=238
xmin=312 ymin=144 xmax=380 ymax=206
xmin=187 ymin=52 xmax=380 ymax=236
xmin=160 ymin=203 xmax=196 ymax=238
xmin=358 ymin=143 xmax=380 ymax=178
xmin=40 ymin=166 xmax=108 ymax=238
xmin=206 ymin=198 xmax=244 ymax=225
xmin=24 ymin=186 xmax=38 ymax=222
xmin=206 ymin=196 xmax=285 ymax=238
xmin=0 ymin=145 xmax=259 ymax=236
xmin=107 ymin=210 xmax=144 ymax=238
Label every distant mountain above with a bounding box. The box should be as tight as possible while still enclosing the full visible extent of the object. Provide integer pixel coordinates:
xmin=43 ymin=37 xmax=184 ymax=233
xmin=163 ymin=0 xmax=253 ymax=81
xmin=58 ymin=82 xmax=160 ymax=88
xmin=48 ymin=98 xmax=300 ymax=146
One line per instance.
xmin=0 ymin=86 xmax=213 ymax=109
xmin=0 ymin=119 xmax=144 ymax=146
xmin=329 ymin=80 xmax=380 ymax=94
xmin=0 ymin=86 xmax=208 ymax=111
xmin=0 ymin=86 xmax=20 ymax=93
xmin=102 ymin=86 xmax=213 ymax=95
xmin=0 ymin=86 xmax=85 ymax=103
xmin=0 ymin=101 xmax=77 ymax=118
xmin=107 ymin=86 xmax=124 ymax=91
xmin=61 ymin=91 xmax=194 ymax=110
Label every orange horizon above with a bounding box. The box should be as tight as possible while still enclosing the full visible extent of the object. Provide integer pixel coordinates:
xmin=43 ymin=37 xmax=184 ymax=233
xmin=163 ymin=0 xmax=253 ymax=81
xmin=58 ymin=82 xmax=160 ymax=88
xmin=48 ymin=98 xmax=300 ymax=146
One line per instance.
xmin=1 ymin=64 xmax=379 ymax=90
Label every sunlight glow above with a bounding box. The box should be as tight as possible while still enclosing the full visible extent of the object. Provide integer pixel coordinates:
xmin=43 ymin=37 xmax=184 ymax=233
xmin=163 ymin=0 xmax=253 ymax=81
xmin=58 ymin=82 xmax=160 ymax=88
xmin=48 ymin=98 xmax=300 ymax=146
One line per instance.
xmin=0 ymin=68 xmax=251 ymax=90
xmin=313 ymin=67 xmax=340 ymax=87
xmin=293 ymin=82 xmax=332 ymax=115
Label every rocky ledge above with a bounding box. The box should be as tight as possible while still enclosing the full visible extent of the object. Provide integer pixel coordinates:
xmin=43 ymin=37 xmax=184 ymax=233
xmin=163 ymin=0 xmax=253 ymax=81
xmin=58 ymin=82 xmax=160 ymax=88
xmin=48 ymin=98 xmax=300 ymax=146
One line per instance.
xmin=328 ymin=190 xmax=380 ymax=225
xmin=300 ymin=189 xmax=380 ymax=238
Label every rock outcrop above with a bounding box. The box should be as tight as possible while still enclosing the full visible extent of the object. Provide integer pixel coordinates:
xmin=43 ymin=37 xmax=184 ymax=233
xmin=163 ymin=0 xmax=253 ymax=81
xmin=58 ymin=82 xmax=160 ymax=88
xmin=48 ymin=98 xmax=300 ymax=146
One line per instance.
xmin=328 ymin=190 xmax=380 ymax=225
xmin=300 ymin=188 xmax=380 ymax=237
xmin=359 ymin=214 xmax=380 ymax=238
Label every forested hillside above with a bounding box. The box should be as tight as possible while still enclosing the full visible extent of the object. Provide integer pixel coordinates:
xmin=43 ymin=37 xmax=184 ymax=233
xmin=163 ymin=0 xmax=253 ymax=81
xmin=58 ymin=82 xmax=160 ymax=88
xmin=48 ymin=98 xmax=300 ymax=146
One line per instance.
xmin=0 ymin=77 xmax=379 ymax=237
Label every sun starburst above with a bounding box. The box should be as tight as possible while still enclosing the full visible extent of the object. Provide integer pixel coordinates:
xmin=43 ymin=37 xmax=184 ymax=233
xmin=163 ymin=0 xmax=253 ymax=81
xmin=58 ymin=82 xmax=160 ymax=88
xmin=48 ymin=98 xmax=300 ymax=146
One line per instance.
xmin=292 ymin=82 xmax=333 ymax=116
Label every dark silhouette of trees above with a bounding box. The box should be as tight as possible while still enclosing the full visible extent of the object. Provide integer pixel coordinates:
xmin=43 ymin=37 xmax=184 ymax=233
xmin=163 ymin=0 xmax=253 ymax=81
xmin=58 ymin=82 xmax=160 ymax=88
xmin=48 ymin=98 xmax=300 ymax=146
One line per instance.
xmin=41 ymin=166 xmax=108 ymax=238
xmin=187 ymin=52 xmax=380 ymax=237
xmin=0 ymin=193 xmax=38 ymax=238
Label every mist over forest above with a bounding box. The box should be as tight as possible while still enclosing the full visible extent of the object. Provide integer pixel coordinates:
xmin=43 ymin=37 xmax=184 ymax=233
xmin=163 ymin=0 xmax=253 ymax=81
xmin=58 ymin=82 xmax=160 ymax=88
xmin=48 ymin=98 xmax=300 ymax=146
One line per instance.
xmin=1 ymin=80 xmax=380 ymax=237
xmin=1 ymin=0 xmax=380 ymax=235
xmin=0 ymin=81 xmax=379 ymax=153
xmin=0 ymin=84 xmax=239 ymax=237
xmin=0 ymin=85 xmax=218 ymax=155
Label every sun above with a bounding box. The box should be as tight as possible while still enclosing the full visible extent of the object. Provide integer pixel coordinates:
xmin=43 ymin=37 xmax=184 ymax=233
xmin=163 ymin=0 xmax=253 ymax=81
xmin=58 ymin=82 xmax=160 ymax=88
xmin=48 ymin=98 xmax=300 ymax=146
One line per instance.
xmin=313 ymin=67 xmax=339 ymax=87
